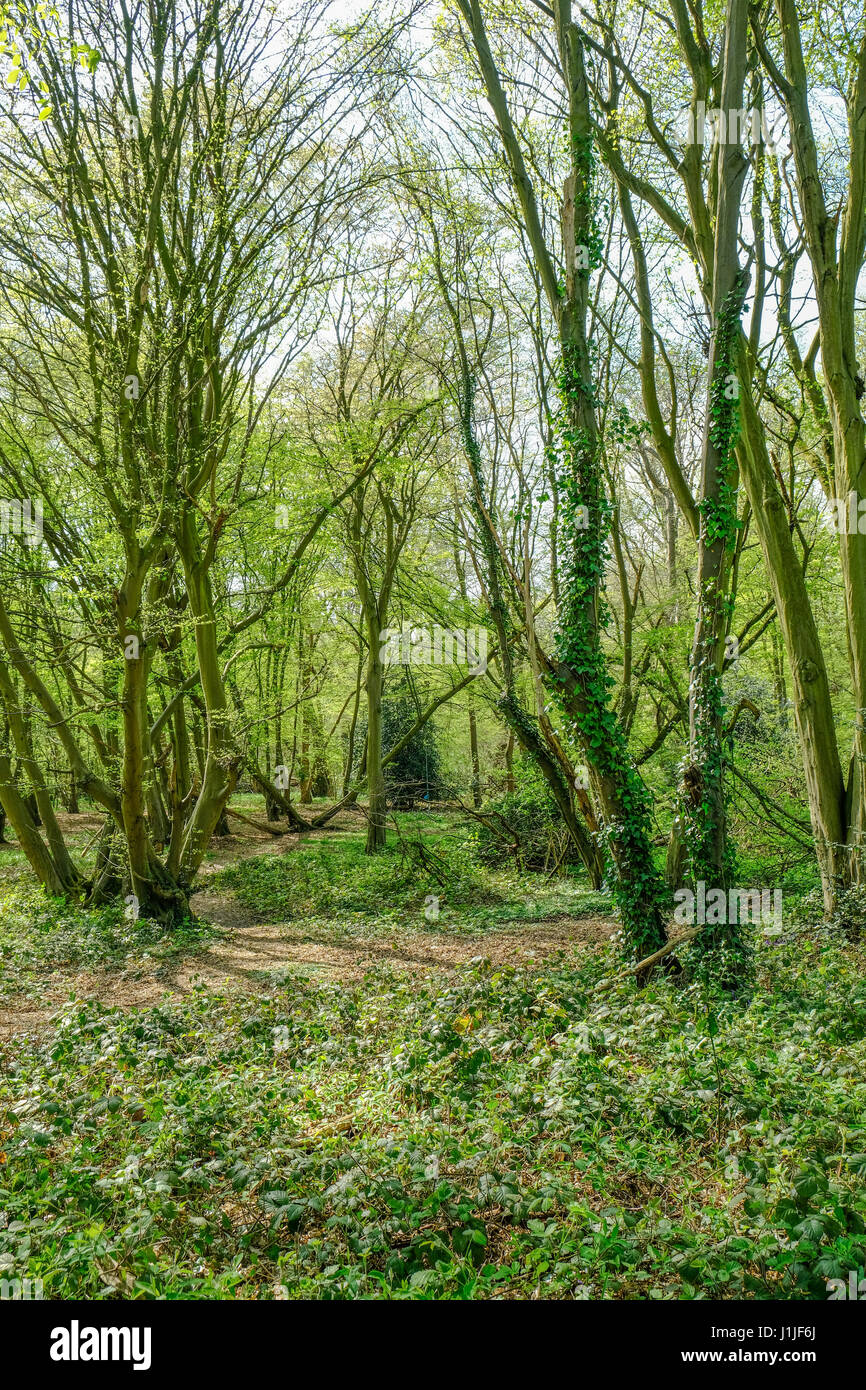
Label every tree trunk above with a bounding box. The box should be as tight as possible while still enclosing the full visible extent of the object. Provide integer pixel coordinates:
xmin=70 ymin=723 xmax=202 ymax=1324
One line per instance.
xmin=365 ymin=628 xmax=387 ymax=853
xmin=682 ymin=0 xmax=750 ymax=908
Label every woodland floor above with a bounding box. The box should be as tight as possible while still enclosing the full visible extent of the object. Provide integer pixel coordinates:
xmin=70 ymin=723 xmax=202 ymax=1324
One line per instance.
xmin=2 ymin=803 xmax=864 ymax=1301
xmin=0 ymin=808 xmax=613 ymax=1037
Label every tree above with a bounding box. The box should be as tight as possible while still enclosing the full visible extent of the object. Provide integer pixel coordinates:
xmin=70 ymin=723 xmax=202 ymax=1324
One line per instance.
xmin=450 ymin=0 xmax=669 ymax=960
xmin=0 ymin=0 xmax=377 ymax=915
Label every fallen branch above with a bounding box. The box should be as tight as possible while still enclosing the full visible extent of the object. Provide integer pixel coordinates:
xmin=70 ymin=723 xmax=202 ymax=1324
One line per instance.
xmin=245 ymin=766 xmax=311 ymax=831
xmin=225 ymin=806 xmax=293 ymax=838
xmin=592 ymin=926 xmax=703 ymax=992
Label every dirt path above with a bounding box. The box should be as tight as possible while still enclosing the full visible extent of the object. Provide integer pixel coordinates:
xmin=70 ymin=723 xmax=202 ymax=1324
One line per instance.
xmin=0 ymin=899 xmax=613 ymax=1037
xmin=0 ymin=812 xmax=615 ymax=1036
xmin=179 ymin=905 xmax=613 ymax=988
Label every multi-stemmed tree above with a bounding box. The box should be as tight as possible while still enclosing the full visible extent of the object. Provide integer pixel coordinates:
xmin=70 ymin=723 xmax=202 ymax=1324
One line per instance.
xmin=0 ymin=0 xmax=384 ymax=915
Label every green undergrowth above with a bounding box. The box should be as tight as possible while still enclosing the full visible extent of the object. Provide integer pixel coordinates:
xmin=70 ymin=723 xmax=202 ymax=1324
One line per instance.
xmin=214 ymin=831 xmax=610 ymax=934
xmin=0 ymin=884 xmax=218 ymax=1003
xmin=2 ymin=923 xmax=865 ymax=1300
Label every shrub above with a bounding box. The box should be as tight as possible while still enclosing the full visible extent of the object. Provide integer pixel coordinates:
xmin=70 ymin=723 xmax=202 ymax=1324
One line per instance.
xmin=471 ymin=764 xmax=577 ymax=873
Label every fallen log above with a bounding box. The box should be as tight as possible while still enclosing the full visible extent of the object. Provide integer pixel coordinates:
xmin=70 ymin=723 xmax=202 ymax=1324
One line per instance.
xmin=225 ymin=806 xmax=293 ymax=837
